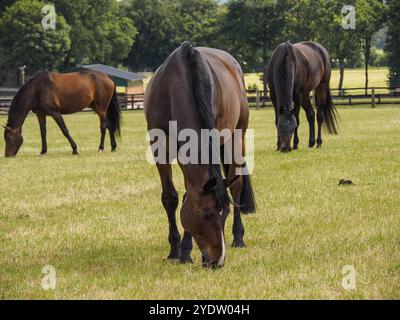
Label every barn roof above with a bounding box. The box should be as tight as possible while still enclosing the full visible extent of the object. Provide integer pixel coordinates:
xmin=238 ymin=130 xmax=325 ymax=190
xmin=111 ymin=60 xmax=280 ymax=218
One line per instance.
xmin=82 ymin=64 xmax=144 ymax=81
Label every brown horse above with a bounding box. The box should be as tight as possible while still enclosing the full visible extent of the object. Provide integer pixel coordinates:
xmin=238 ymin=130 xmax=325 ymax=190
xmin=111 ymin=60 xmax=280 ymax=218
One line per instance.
xmin=145 ymin=42 xmax=256 ymax=268
xmin=3 ymin=70 xmax=121 ymax=157
xmin=267 ymin=41 xmax=338 ymax=152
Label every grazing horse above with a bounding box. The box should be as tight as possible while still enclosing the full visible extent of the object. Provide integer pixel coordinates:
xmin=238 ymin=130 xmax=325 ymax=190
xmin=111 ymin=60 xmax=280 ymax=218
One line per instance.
xmin=3 ymin=70 xmax=121 ymax=157
xmin=145 ymin=42 xmax=256 ymax=268
xmin=267 ymin=41 xmax=338 ymax=152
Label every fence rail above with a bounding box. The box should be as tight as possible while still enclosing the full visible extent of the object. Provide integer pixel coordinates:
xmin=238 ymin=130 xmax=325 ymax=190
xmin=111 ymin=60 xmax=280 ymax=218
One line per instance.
xmin=247 ymin=87 xmax=400 ymax=108
xmin=1 ymin=87 xmax=400 ymax=114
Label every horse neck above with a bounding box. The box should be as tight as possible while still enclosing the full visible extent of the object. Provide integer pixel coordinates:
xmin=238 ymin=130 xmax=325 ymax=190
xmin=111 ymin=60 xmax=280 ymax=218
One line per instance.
xmin=7 ymin=96 xmax=31 ymax=131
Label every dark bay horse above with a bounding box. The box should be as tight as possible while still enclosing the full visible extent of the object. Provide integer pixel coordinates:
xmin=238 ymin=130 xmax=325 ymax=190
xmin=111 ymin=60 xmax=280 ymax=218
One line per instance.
xmin=267 ymin=41 xmax=338 ymax=152
xmin=3 ymin=70 xmax=121 ymax=157
xmin=145 ymin=42 xmax=256 ymax=268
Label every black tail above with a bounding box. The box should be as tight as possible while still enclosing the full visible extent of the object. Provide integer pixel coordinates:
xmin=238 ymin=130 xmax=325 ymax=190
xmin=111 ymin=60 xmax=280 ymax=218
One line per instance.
xmin=240 ymin=166 xmax=257 ymax=214
xmin=107 ymin=87 xmax=121 ymax=137
xmin=221 ymin=146 xmax=256 ymax=214
xmin=323 ymin=89 xmax=338 ymax=135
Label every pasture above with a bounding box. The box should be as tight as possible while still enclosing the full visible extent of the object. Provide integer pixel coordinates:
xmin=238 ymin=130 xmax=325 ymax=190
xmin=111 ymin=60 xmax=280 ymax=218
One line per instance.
xmin=0 ymin=106 xmax=399 ymax=299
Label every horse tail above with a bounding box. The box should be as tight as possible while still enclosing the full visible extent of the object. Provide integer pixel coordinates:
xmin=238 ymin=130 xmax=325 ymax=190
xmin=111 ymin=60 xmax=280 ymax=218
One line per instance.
xmin=322 ymin=87 xmax=338 ymax=135
xmin=240 ymin=166 xmax=257 ymax=214
xmin=220 ymin=146 xmax=256 ymax=214
xmin=107 ymin=86 xmax=121 ymax=137
xmin=181 ymin=41 xmax=230 ymax=211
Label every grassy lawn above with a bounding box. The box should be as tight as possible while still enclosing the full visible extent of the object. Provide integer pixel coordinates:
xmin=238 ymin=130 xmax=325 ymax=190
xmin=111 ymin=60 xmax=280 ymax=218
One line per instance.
xmin=0 ymin=106 xmax=399 ymax=299
xmin=244 ymin=68 xmax=389 ymax=91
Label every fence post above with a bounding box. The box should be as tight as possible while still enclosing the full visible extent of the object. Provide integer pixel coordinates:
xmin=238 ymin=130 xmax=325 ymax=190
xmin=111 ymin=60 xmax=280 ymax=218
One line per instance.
xmin=371 ymin=87 xmax=375 ymax=108
xmin=256 ymin=89 xmax=260 ymax=110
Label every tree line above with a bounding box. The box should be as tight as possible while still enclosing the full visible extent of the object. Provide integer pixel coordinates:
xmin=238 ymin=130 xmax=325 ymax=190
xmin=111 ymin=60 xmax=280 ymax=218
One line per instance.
xmin=0 ymin=0 xmax=399 ymax=90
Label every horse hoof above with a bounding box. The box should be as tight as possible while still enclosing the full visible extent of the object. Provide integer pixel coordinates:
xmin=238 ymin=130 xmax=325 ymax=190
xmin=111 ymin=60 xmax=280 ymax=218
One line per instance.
xmin=72 ymin=151 xmax=79 ymax=155
xmin=167 ymin=248 xmax=180 ymax=261
xmin=98 ymin=149 xmax=104 ymax=153
xmin=309 ymin=141 xmax=315 ymax=148
xmin=293 ymin=145 xmax=299 ymax=150
xmin=180 ymin=256 xmax=193 ymax=264
xmin=40 ymin=151 xmax=47 ymax=155
xmin=316 ymin=144 xmax=322 ymax=149
xmin=232 ymin=239 xmax=246 ymax=248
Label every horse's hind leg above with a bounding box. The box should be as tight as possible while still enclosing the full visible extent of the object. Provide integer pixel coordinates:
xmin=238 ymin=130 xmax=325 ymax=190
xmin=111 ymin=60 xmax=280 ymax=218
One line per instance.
xmin=97 ymin=114 xmax=107 ymax=152
xmin=302 ymin=94 xmax=316 ymax=148
xmin=156 ymin=162 xmax=184 ymax=261
xmin=293 ymin=97 xmax=301 ymax=150
xmin=315 ymin=84 xmax=328 ymax=148
xmin=50 ymin=111 xmax=78 ymax=155
xmin=224 ymin=136 xmax=246 ymax=248
xmin=109 ymin=127 xmax=117 ymax=152
xmin=36 ymin=112 xmax=47 ymax=155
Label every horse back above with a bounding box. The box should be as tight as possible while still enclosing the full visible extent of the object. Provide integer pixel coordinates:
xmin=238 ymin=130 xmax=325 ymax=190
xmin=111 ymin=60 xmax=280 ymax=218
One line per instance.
xmin=36 ymin=71 xmax=114 ymax=114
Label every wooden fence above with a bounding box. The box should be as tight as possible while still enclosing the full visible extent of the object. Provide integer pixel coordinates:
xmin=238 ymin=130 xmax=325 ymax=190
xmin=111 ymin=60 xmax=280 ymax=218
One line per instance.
xmin=247 ymin=87 xmax=400 ymax=109
xmin=1 ymin=87 xmax=400 ymax=114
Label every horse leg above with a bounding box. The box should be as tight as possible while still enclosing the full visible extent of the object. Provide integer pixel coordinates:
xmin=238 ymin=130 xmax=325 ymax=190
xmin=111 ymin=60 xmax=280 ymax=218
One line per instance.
xmin=293 ymin=98 xmax=301 ymax=150
xmin=156 ymin=162 xmax=182 ymax=261
xmin=108 ymin=127 xmax=117 ymax=152
xmin=98 ymin=116 xmax=107 ymax=152
xmin=180 ymin=231 xmax=193 ymax=264
xmin=315 ymin=85 xmax=327 ymax=148
xmin=302 ymin=95 xmax=316 ymax=148
xmin=50 ymin=111 xmax=78 ymax=155
xmin=270 ymin=89 xmax=280 ymax=151
xmin=36 ymin=113 xmax=47 ymax=155
xmin=228 ymin=133 xmax=246 ymax=248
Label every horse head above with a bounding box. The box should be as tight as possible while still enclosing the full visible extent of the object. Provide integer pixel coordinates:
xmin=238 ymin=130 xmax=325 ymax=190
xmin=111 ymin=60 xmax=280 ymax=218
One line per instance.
xmin=3 ymin=125 xmax=23 ymax=157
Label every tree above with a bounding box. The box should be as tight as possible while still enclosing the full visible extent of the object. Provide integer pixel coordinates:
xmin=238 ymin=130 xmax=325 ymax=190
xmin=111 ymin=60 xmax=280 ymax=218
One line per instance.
xmin=317 ymin=0 xmax=361 ymax=91
xmin=221 ymin=0 xmax=286 ymax=91
xmin=356 ymin=0 xmax=387 ymax=94
xmin=0 ymin=0 xmax=16 ymax=13
xmin=124 ymin=0 xmax=220 ymax=71
xmin=386 ymin=0 xmax=400 ymax=88
xmin=0 ymin=0 xmax=71 ymax=83
xmin=54 ymin=0 xmax=137 ymax=69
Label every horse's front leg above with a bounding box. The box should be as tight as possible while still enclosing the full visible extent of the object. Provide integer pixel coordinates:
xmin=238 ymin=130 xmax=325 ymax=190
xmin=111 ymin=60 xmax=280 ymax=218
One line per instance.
xmin=302 ymin=96 xmax=316 ymax=148
xmin=156 ymin=162 xmax=183 ymax=261
xmin=36 ymin=113 xmax=47 ymax=155
xmin=50 ymin=111 xmax=78 ymax=155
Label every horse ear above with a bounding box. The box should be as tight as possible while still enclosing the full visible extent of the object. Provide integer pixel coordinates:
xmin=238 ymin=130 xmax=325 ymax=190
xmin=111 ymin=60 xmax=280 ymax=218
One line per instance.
xmin=224 ymin=175 xmax=240 ymax=189
xmin=2 ymin=125 xmax=11 ymax=131
xmin=202 ymin=177 xmax=218 ymax=194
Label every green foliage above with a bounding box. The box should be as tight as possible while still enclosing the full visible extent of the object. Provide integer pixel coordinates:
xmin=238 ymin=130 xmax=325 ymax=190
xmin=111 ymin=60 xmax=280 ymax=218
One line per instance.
xmin=124 ymin=0 xmax=220 ymax=70
xmin=386 ymin=0 xmax=400 ymax=87
xmin=221 ymin=0 xmax=286 ymax=72
xmin=0 ymin=0 xmax=71 ymax=73
xmin=54 ymin=0 xmax=137 ymax=68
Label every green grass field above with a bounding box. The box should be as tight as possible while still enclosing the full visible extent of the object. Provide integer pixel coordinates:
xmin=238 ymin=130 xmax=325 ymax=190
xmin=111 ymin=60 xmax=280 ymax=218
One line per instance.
xmin=1 ymin=106 xmax=399 ymax=299
xmin=244 ymin=68 xmax=389 ymax=90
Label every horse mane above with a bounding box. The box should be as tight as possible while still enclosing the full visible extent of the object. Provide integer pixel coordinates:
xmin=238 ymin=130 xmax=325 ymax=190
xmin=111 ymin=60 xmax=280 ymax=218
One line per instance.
xmin=181 ymin=41 xmax=230 ymax=210
xmin=273 ymin=41 xmax=295 ymax=111
xmin=7 ymin=72 xmax=44 ymax=127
